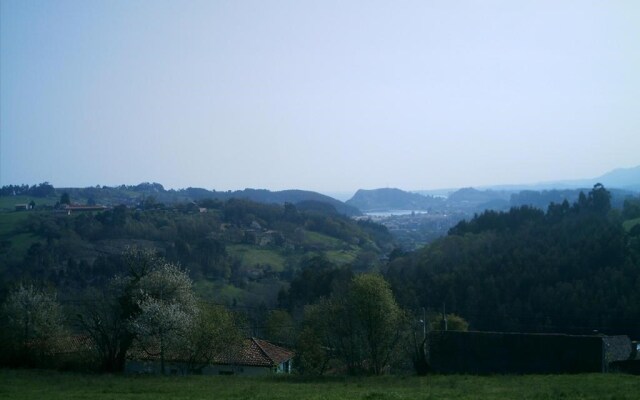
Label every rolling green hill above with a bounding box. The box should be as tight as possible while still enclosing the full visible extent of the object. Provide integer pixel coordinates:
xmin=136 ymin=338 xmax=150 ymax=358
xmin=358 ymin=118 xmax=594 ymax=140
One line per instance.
xmin=346 ymin=188 xmax=444 ymax=212
xmin=0 ymin=196 xmax=391 ymax=307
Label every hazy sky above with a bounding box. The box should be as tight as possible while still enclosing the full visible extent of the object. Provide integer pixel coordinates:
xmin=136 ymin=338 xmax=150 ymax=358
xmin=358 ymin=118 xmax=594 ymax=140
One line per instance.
xmin=1 ymin=0 xmax=639 ymax=193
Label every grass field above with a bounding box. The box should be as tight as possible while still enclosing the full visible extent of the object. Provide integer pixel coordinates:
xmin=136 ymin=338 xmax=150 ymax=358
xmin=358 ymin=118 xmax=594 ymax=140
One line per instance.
xmin=0 ymin=211 xmax=30 ymax=236
xmin=193 ymin=280 xmax=248 ymax=304
xmin=0 ymin=370 xmax=638 ymax=400
xmin=303 ymin=230 xmax=346 ymax=248
xmin=324 ymin=249 xmax=358 ymax=265
xmin=0 ymin=195 xmax=57 ymax=211
xmin=0 ymin=212 xmax=41 ymax=256
xmin=228 ymin=245 xmax=287 ymax=271
xmin=623 ymin=217 xmax=640 ymax=232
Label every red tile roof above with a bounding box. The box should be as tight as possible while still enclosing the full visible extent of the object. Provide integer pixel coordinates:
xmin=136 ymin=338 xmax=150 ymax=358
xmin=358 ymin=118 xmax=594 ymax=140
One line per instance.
xmin=213 ymin=338 xmax=294 ymax=367
xmin=127 ymin=337 xmax=294 ymax=367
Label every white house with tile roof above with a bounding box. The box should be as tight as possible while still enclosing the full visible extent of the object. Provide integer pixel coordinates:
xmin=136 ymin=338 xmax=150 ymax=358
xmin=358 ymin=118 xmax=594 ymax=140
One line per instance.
xmin=125 ymin=337 xmax=294 ymax=376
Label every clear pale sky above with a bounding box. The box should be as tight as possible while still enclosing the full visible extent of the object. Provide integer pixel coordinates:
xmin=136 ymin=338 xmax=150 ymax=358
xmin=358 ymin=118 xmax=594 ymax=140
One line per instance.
xmin=1 ymin=0 xmax=639 ymax=193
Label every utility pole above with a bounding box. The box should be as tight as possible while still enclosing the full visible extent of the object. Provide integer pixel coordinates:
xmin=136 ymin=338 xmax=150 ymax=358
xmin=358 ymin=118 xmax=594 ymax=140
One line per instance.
xmin=416 ymin=306 xmax=429 ymax=375
xmin=441 ymin=302 xmax=448 ymax=331
xmin=422 ymin=307 xmax=426 ymax=340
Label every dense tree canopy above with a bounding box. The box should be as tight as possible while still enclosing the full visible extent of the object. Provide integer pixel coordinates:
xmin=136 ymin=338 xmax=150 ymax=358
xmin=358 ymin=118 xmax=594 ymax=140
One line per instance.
xmin=76 ymin=249 xmax=241 ymax=373
xmin=128 ymin=259 xmax=197 ymax=375
xmin=386 ymin=185 xmax=640 ymax=338
xmin=299 ymin=274 xmax=405 ymax=375
xmin=0 ymin=196 xmax=391 ymax=305
xmin=0 ymin=284 xmax=66 ymax=367
xmin=2 ymin=182 xmax=639 ymax=375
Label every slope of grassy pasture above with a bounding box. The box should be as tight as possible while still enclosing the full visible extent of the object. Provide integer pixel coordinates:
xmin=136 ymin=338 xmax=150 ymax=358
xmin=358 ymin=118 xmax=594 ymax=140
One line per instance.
xmin=623 ymin=217 xmax=640 ymax=232
xmin=0 ymin=196 xmax=57 ymax=211
xmin=228 ymin=245 xmax=287 ymax=271
xmin=0 ymin=212 xmax=42 ymax=259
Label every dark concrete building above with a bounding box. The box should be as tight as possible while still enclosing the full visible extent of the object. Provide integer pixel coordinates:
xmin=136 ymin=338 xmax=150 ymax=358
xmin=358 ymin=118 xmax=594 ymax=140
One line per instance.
xmin=428 ymin=331 xmax=632 ymax=374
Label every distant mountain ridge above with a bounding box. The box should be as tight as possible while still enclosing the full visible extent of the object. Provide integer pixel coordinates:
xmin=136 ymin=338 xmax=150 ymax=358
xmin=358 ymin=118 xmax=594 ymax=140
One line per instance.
xmin=413 ymin=165 xmax=640 ymax=195
xmin=479 ymin=165 xmax=640 ymax=192
xmin=346 ymin=170 xmax=638 ymax=215
xmin=189 ymin=188 xmax=361 ymax=216
xmin=38 ymin=183 xmax=362 ymax=216
xmin=582 ymin=165 xmax=640 ymax=190
xmin=346 ymin=188 xmax=443 ymax=212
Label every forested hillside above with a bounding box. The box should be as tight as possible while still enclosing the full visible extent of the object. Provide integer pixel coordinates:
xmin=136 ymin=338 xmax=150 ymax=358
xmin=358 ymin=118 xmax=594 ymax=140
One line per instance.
xmin=346 ymin=188 xmax=444 ymax=212
xmin=0 ymin=188 xmax=400 ymax=373
xmin=0 ymin=182 xmax=361 ymax=216
xmin=386 ymin=185 xmax=640 ymax=338
xmin=1 ymin=183 xmax=640 ymax=376
xmin=0 ymin=196 xmax=391 ymax=307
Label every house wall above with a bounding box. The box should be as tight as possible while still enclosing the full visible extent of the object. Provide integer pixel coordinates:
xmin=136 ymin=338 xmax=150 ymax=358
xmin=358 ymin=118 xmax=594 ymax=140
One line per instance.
xmin=201 ymin=364 xmax=275 ymax=376
xmin=125 ymin=360 xmax=282 ymax=376
xmin=276 ymin=359 xmax=292 ymax=373
xmin=602 ymin=336 xmax=632 ymax=368
xmin=125 ymin=360 xmax=189 ymax=375
xmin=428 ymin=331 xmax=611 ymax=374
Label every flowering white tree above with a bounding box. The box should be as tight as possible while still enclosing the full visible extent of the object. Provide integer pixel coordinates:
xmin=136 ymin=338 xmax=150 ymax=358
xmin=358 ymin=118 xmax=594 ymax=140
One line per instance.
xmin=78 ymin=248 xmax=239 ymax=373
xmin=1 ymin=284 xmax=66 ymax=366
xmin=129 ymin=260 xmax=197 ymax=374
xmin=77 ymin=249 xmax=197 ymax=372
xmin=77 ymin=248 xmax=164 ymax=372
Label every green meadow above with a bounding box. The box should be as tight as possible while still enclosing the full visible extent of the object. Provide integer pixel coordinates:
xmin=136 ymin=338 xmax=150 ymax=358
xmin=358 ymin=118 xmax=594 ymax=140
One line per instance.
xmin=0 ymin=370 xmax=638 ymax=400
xmin=228 ymin=244 xmax=287 ymax=271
